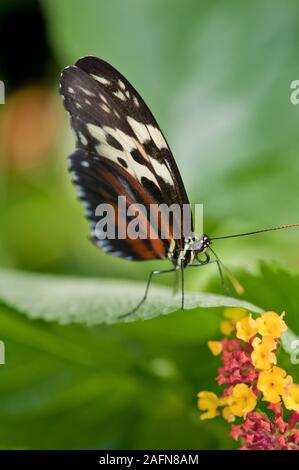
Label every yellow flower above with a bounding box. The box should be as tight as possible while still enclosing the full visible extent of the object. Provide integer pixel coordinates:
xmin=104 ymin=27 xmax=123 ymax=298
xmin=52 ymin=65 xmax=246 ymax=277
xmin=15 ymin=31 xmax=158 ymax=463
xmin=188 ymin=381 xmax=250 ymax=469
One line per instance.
xmin=256 ymin=311 xmax=287 ymax=339
xmin=220 ymin=308 xmax=248 ymax=336
xmin=257 ymin=366 xmax=288 ymax=403
xmin=222 ymin=406 xmax=235 ymax=423
xmin=208 ymin=341 xmax=223 ymax=356
xmin=220 ymin=320 xmax=235 ymax=336
xmin=220 ymin=396 xmax=236 ymax=422
xmin=224 ymin=308 xmax=248 ymax=322
xmin=251 ymin=336 xmax=277 ymax=370
xmin=197 ymin=391 xmax=219 ymax=420
xmin=225 ymin=384 xmax=257 ymax=418
xmin=283 ymin=383 xmax=299 ymax=412
xmin=236 ymin=315 xmax=258 ymax=342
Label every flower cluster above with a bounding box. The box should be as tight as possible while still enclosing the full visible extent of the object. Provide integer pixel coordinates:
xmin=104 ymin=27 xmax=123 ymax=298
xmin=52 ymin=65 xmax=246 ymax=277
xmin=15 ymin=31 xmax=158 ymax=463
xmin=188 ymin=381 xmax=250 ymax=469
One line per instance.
xmin=197 ymin=308 xmax=299 ymax=449
xmin=231 ymin=403 xmax=299 ymax=450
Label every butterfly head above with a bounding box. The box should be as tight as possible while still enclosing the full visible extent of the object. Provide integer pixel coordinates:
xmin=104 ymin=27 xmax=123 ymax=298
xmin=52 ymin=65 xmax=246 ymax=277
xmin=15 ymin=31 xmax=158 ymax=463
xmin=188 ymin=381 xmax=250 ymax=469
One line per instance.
xmin=192 ymin=234 xmax=212 ymax=254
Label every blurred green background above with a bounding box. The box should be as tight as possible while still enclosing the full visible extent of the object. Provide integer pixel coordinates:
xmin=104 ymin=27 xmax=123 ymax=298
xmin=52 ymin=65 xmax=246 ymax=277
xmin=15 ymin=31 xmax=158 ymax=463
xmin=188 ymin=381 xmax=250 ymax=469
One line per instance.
xmin=0 ymin=0 xmax=299 ymax=449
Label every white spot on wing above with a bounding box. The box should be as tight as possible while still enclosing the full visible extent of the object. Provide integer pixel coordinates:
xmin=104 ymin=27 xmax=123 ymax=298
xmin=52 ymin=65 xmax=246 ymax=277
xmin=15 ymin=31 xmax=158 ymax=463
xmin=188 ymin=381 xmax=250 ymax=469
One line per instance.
xmin=78 ymin=131 xmax=88 ymax=146
xmin=133 ymin=96 xmax=140 ymax=107
xmin=150 ymin=158 xmax=173 ymax=185
xmin=100 ymin=240 xmax=110 ymax=247
xmin=127 ymin=117 xmax=150 ymax=143
xmin=79 ymin=87 xmax=95 ymax=97
xmin=91 ymin=74 xmax=111 ymax=85
xmin=70 ymin=171 xmax=79 ymax=182
xmin=87 ymin=123 xmax=106 ymax=142
xmin=113 ymin=90 xmax=126 ymax=101
xmin=112 ymin=251 xmax=123 ymax=256
xmin=86 ymin=124 xmax=165 ymax=187
xmin=147 ymin=125 xmax=167 ymax=149
xmin=68 ymin=87 xmax=74 ymax=94
xmin=85 ymin=209 xmax=94 ymax=217
xmin=73 ymin=129 xmax=79 ymax=143
xmin=82 ymin=200 xmax=91 ymax=209
xmin=81 ymin=160 xmax=90 ymax=168
xmin=77 ymin=188 xmax=86 ymax=198
xmin=104 ymin=126 xmax=136 ymax=151
xmin=118 ymin=80 xmax=126 ymax=90
xmin=101 ymin=103 xmax=110 ymax=113
xmin=100 ymin=93 xmax=107 ymax=103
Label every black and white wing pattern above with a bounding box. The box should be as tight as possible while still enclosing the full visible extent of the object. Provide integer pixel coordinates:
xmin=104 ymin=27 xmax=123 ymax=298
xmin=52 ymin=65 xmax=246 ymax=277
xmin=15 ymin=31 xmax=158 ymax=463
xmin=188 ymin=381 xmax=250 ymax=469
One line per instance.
xmin=59 ymin=56 xmax=193 ymax=260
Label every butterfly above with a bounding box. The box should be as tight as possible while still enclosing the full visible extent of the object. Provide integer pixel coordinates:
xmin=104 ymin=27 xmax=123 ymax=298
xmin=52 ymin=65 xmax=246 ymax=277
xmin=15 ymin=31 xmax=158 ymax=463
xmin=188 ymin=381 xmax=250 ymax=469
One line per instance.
xmin=59 ymin=56 xmax=299 ymax=317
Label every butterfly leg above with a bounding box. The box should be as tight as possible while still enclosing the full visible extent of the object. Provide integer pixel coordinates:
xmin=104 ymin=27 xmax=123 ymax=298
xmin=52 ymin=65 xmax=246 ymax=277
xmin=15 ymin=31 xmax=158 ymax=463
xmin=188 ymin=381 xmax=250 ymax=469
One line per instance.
xmin=214 ymin=259 xmax=230 ymax=295
xmin=179 ymin=254 xmax=212 ymax=310
xmin=189 ymin=252 xmax=211 ymax=268
xmin=189 ymin=254 xmax=230 ymax=295
xmin=119 ymin=267 xmax=177 ymax=319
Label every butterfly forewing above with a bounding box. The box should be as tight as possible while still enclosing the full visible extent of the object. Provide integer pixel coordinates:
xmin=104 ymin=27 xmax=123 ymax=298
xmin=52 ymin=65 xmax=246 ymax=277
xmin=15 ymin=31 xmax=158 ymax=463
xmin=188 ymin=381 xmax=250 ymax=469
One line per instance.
xmin=75 ymin=56 xmax=191 ymax=208
xmin=69 ymin=149 xmax=169 ymax=260
xmin=60 ymin=56 xmax=193 ymax=261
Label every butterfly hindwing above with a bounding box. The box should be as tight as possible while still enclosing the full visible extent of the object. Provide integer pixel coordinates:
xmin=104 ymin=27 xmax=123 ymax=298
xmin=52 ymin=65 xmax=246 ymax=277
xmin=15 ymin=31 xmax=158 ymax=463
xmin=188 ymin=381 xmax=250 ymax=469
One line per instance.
xmin=69 ymin=148 xmax=168 ymax=260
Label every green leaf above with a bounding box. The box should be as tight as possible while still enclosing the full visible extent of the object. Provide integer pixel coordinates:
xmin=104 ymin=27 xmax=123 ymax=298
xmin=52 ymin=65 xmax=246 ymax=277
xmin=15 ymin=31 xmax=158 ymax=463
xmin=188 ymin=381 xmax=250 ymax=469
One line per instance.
xmin=0 ymin=268 xmax=262 ymax=325
xmin=0 ymin=303 xmax=231 ymax=450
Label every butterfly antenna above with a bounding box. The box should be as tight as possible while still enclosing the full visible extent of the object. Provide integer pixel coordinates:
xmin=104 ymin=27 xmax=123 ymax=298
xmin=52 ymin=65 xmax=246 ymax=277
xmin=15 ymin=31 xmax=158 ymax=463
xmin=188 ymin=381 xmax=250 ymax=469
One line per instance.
xmin=210 ymin=223 xmax=299 ymax=241
xmin=209 ymin=246 xmax=245 ymax=295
